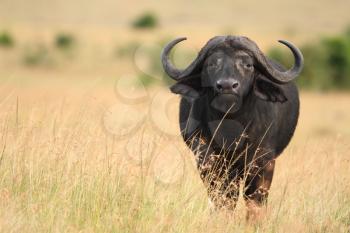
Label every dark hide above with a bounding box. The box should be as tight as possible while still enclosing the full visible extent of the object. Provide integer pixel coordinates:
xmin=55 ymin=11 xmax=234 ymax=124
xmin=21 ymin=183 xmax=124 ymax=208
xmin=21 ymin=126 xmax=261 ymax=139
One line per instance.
xmin=162 ymin=36 xmax=303 ymax=214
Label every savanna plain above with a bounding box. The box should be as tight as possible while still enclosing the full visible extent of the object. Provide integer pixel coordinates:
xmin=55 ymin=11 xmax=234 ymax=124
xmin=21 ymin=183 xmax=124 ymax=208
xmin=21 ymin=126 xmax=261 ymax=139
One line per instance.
xmin=0 ymin=0 xmax=350 ymax=232
xmin=0 ymin=78 xmax=349 ymax=233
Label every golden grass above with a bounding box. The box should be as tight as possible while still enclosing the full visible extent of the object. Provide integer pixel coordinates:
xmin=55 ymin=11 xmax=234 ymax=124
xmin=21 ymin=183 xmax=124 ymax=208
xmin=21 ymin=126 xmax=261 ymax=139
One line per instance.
xmin=1 ymin=1 xmax=350 ymax=231
xmin=0 ymin=82 xmax=349 ymax=232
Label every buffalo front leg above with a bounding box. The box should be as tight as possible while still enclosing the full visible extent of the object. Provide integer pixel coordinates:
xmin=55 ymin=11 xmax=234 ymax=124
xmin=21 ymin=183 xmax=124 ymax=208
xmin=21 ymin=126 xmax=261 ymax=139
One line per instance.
xmin=199 ymin=155 xmax=241 ymax=211
xmin=244 ymin=159 xmax=275 ymax=221
xmin=188 ymin=136 xmax=240 ymax=210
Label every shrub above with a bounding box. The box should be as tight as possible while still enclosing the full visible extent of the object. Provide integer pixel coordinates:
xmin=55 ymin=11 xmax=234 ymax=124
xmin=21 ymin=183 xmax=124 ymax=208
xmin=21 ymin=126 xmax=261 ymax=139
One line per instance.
xmin=132 ymin=12 xmax=158 ymax=29
xmin=55 ymin=33 xmax=75 ymax=50
xmin=115 ymin=41 xmax=140 ymax=58
xmin=136 ymin=44 xmax=163 ymax=86
xmin=22 ymin=44 xmax=54 ymax=66
xmin=297 ymin=44 xmax=332 ymax=90
xmin=0 ymin=31 xmax=14 ymax=48
xmin=321 ymin=36 xmax=350 ymax=89
xmin=138 ymin=74 xmax=157 ymax=87
xmin=268 ymin=29 xmax=350 ymax=90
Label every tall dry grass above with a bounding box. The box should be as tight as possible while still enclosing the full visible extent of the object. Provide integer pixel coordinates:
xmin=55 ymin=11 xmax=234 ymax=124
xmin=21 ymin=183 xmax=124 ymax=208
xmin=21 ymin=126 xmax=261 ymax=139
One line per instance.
xmin=0 ymin=83 xmax=349 ymax=232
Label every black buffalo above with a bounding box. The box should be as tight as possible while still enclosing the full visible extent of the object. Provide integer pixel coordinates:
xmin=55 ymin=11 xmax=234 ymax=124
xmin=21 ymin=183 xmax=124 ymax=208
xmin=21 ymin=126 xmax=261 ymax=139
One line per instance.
xmin=161 ymin=36 xmax=303 ymax=218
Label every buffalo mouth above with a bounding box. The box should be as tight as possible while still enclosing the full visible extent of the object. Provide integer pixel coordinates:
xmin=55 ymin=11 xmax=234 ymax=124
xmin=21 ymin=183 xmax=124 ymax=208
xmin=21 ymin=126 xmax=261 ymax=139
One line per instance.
xmin=210 ymin=93 xmax=242 ymax=113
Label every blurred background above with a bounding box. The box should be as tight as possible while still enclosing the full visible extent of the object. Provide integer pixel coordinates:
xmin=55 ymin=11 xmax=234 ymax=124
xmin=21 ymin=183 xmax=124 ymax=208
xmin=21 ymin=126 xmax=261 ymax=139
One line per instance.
xmin=1 ymin=0 xmax=350 ymax=89
xmin=0 ymin=1 xmax=350 ymax=232
xmin=1 ymin=0 xmax=350 ymax=140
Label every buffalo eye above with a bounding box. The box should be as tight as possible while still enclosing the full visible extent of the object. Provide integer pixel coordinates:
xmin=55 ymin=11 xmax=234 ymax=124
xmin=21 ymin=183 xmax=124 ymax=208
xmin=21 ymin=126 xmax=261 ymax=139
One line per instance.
xmin=207 ymin=63 xmax=217 ymax=69
xmin=236 ymin=56 xmax=254 ymax=71
xmin=245 ymin=63 xmax=253 ymax=69
xmin=207 ymin=58 xmax=222 ymax=71
xmin=239 ymin=60 xmax=253 ymax=70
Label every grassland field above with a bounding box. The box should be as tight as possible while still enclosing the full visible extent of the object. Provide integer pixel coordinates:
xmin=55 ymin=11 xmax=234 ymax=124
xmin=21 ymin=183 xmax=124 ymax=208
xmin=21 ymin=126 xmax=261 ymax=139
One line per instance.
xmin=0 ymin=0 xmax=350 ymax=231
xmin=0 ymin=78 xmax=349 ymax=232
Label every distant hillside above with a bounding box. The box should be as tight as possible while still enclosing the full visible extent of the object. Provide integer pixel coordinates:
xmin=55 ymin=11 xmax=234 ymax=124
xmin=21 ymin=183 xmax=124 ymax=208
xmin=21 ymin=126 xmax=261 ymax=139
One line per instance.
xmin=0 ymin=0 xmax=350 ymax=39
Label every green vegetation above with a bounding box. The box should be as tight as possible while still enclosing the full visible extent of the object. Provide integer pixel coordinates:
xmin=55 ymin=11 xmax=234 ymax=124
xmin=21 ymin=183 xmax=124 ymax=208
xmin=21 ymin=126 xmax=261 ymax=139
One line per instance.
xmin=115 ymin=41 xmax=140 ymax=58
xmin=117 ymin=40 xmax=167 ymax=87
xmin=136 ymin=44 xmax=164 ymax=87
xmin=132 ymin=12 xmax=158 ymax=29
xmin=55 ymin=33 xmax=75 ymax=50
xmin=0 ymin=31 xmax=15 ymax=48
xmin=1 ymin=26 xmax=350 ymax=90
xmin=22 ymin=44 xmax=54 ymax=66
xmin=268 ymin=28 xmax=350 ymax=90
xmin=19 ymin=33 xmax=76 ymax=67
xmin=125 ymin=27 xmax=350 ymax=90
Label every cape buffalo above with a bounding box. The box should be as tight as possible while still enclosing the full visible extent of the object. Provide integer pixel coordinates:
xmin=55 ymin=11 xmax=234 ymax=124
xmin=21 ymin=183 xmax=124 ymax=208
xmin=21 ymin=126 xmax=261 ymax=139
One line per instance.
xmin=161 ymin=36 xmax=303 ymax=218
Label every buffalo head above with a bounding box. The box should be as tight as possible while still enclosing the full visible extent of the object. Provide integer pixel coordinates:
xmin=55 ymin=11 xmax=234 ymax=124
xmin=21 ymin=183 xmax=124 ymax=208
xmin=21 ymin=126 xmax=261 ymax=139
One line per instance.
xmin=162 ymin=36 xmax=303 ymax=113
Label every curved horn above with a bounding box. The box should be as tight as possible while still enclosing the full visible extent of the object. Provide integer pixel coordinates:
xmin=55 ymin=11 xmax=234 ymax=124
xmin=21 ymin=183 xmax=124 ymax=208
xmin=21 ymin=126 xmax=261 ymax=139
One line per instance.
xmin=260 ymin=40 xmax=304 ymax=83
xmin=161 ymin=36 xmax=226 ymax=80
xmin=225 ymin=36 xmax=303 ymax=84
xmin=161 ymin=37 xmax=187 ymax=79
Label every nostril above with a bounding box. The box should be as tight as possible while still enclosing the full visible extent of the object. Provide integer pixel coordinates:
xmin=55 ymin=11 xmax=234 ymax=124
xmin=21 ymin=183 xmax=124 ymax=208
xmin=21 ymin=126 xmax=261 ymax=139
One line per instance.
xmin=232 ymin=82 xmax=239 ymax=89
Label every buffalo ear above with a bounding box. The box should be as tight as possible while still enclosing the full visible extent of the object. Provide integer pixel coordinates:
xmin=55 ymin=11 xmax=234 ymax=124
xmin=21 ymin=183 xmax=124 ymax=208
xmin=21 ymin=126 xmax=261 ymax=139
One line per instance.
xmin=253 ymin=76 xmax=288 ymax=103
xmin=170 ymin=83 xmax=200 ymax=98
xmin=169 ymin=76 xmax=203 ymax=99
